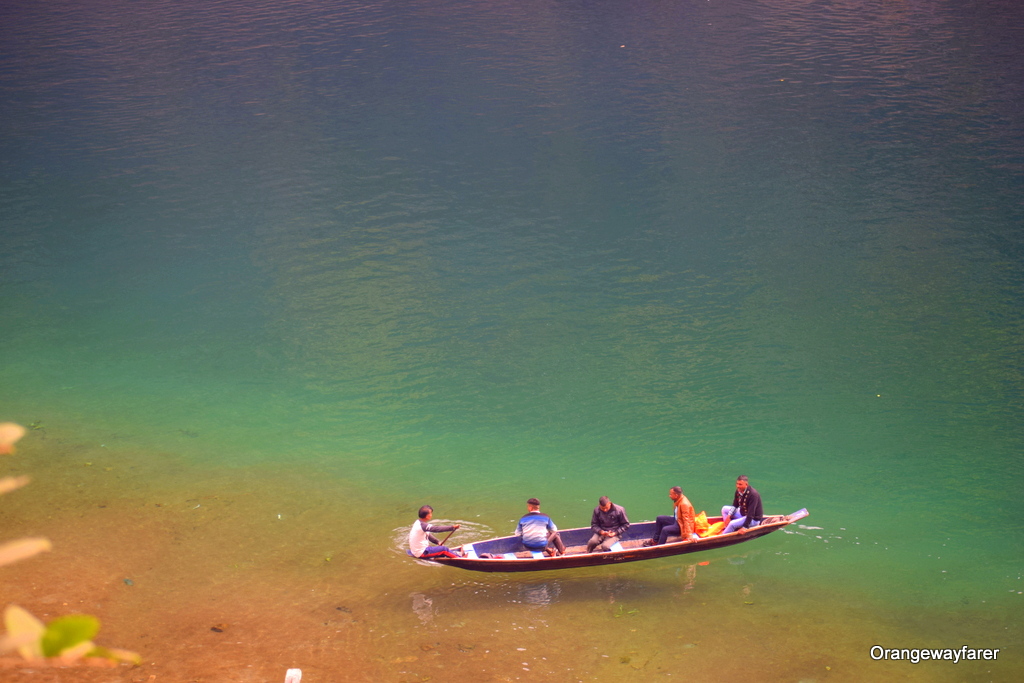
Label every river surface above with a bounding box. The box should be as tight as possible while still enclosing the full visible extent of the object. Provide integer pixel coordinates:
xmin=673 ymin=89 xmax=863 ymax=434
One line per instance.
xmin=1 ymin=0 xmax=1022 ymax=680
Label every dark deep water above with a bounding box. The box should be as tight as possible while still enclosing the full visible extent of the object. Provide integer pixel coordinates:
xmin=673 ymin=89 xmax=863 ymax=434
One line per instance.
xmin=2 ymin=0 xmax=1022 ymax=680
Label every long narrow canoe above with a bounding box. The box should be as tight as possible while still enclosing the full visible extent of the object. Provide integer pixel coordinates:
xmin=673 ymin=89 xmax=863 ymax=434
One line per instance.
xmin=421 ymin=509 xmax=808 ymax=573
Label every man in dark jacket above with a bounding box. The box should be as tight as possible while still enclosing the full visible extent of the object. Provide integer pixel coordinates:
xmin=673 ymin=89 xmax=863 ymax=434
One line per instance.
xmin=721 ymin=476 xmax=763 ymax=534
xmin=586 ymin=496 xmax=630 ymax=552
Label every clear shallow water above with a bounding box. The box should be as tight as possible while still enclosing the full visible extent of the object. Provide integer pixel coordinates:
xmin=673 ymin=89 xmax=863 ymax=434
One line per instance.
xmin=2 ymin=0 xmax=1023 ymax=679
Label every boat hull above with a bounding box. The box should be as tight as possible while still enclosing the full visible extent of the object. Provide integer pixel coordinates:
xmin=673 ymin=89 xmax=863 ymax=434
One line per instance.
xmin=423 ymin=509 xmax=807 ymax=573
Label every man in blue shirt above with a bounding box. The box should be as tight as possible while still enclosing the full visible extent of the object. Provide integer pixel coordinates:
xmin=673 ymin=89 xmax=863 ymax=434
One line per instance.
xmin=515 ymin=498 xmax=566 ymax=556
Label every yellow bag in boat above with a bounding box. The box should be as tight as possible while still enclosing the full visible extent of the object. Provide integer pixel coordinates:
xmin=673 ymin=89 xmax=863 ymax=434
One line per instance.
xmin=694 ymin=511 xmax=709 ymax=534
xmin=700 ymin=521 xmax=726 ymax=537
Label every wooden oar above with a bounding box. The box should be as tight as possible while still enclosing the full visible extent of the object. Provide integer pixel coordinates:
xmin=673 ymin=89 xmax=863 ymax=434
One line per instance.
xmin=438 ymin=527 xmax=459 ymax=547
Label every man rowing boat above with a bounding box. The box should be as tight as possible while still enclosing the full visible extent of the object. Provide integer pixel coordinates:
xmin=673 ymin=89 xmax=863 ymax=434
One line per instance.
xmin=409 ymin=505 xmax=464 ymax=559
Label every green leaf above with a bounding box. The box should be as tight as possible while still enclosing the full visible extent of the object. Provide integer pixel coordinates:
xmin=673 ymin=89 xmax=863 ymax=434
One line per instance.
xmin=40 ymin=614 xmax=100 ymax=658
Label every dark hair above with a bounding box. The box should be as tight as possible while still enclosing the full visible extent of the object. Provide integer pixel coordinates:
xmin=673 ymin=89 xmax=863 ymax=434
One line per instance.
xmin=736 ymin=475 xmax=749 ymax=483
xmin=418 ymin=505 xmax=433 ymax=519
xmin=527 ymin=498 xmax=541 ymax=506
xmin=670 ymin=486 xmax=683 ymax=495
xmin=599 ymin=495 xmax=611 ymax=506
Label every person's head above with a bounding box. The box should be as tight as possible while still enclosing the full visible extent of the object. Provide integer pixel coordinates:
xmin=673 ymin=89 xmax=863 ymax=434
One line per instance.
xmin=598 ymin=495 xmax=611 ymax=511
xmin=736 ymin=475 xmax=749 ymax=492
xmin=527 ymin=497 xmax=541 ymax=511
xmin=669 ymin=486 xmax=682 ymax=501
xmin=418 ymin=505 xmax=434 ymax=520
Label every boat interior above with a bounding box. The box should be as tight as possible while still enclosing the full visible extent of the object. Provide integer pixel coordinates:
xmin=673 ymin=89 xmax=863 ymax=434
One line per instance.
xmin=459 ymin=514 xmax=791 ymax=560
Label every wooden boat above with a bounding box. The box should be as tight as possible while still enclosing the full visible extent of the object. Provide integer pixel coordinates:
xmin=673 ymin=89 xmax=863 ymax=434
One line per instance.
xmin=421 ymin=509 xmax=808 ymax=573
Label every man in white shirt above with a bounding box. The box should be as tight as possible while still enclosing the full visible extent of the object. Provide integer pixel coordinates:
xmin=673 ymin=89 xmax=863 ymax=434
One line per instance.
xmin=408 ymin=505 xmax=463 ymax=558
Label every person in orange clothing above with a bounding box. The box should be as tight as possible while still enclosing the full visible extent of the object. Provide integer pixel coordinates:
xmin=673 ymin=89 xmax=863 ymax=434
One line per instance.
xmin=645 ymin=486 xmax=699 ymax=546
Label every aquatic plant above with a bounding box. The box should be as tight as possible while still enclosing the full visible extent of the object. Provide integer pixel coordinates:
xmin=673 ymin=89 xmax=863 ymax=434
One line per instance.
xmin=0 ymin=422 xmax=140 ymax=666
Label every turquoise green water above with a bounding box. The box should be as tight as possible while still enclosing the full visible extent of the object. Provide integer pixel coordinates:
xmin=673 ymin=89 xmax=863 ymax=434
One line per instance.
xmin=2 ymin=0 xmax=1022 ymax=679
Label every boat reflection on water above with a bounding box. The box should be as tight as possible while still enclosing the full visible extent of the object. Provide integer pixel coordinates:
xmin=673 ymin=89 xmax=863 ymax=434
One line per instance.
xmin=410 ymin=592 xmax=435 ymax=623
xmin=677 ymin=562 xmax=698 ymax=592
xmin=407 ymin=557 xmax=724 ymax=624
xmin=515 ymin=580 xmax=562 ymax=606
